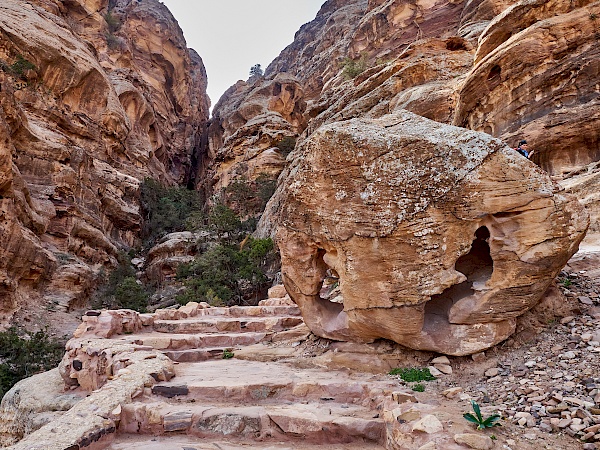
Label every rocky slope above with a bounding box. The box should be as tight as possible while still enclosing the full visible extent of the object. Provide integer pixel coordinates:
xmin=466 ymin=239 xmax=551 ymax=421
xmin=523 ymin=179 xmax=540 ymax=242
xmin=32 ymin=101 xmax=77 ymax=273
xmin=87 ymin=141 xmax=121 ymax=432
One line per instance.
xmin=0 ymin=0 xmax=209 ymax=327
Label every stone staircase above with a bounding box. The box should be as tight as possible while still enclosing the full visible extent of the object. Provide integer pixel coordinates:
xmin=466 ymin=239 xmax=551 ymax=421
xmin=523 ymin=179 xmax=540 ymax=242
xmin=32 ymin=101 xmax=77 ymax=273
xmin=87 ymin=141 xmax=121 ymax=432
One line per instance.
xmin=115 ymin=305 xmax=304 ymax=363
xmin=100 ymin=300 xmax=392 ymax=449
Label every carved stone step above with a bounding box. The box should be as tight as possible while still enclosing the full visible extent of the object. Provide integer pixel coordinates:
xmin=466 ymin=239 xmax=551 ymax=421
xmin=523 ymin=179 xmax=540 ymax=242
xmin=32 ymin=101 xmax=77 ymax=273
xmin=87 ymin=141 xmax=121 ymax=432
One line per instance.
xmin=119 ymin=402 xmax=386 ymax=445
xmin=107 ymin=433 xmax=385 ymax=449
xmin=150 ymin=360 xmax=395 ymax=405
xmin=116 ymin=331 xmax=269 ymax=350
xmin=186 ymin=306 xmax=301 ymax=317
xmin=153 ymin=316 xmax=304 ymax=334
xmin=162 ymin=347 xmax=229 ymax=363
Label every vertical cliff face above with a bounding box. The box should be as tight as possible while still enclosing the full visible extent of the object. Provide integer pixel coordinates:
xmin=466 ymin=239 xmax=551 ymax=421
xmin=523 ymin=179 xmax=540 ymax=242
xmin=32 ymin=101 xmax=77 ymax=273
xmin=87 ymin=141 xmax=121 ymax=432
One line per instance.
xmin=0 ymin=0 xmax=209 ymax=325
xmin=454 ymin=0 xmax=600 ymax=175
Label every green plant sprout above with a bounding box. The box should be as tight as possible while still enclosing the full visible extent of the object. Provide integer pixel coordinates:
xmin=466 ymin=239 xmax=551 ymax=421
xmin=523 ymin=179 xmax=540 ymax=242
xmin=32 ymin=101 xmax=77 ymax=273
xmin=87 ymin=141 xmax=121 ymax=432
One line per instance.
xmin=463 ymin=400 xmax=501 ymax=430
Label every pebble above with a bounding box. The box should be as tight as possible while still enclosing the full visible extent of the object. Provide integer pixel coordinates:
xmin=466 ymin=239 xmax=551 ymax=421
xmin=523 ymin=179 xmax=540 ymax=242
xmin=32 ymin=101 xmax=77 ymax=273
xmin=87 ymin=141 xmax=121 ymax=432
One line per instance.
xmin=484 ymin=368 xmax=499 ymax=378
xmin=562 ymin=351 xmax=578 ymax=359
xmin=431 ymin=356 xmax=450 ymax=365
xmin=434 ymin=364 xmax=453 ymax=375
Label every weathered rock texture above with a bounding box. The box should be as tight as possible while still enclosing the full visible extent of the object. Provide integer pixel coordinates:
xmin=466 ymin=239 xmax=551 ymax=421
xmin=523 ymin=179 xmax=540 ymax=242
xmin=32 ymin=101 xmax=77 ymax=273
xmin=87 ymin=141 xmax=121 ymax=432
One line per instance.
xmin=274 ymin=111 xmax=588 ymax=355
xmin=202 ymin=0 xmax=600 ymax=234
xmin=0 ymin=0 xmax=209 ymax=324
xmin=454 ymin=0 xmax=600 ymax=176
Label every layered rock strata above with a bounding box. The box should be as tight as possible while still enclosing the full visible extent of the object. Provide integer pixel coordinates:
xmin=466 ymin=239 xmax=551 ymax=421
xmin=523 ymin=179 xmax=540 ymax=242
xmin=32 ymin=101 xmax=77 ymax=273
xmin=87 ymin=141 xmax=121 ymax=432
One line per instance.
xmin=0 ymin=0 xmax=209 ymax=324
xmin=454 ymin=0 xmax=600 ymax=176
xmin=201 ymin=0 xmax=486 ymax=199
xmin=273 ymin=111 xmax=588 ymax=355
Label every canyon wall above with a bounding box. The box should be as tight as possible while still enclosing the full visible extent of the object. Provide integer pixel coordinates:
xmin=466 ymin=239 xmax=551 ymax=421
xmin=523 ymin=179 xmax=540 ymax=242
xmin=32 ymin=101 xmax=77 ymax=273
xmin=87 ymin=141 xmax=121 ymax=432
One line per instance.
xmin=0 ymin=0 xmax=209 ymax=325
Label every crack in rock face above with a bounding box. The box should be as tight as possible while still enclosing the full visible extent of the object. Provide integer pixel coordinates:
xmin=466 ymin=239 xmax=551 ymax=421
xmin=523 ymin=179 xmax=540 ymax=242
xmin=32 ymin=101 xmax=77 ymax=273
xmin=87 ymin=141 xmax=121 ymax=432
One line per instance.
xmin=275 ymin=111 xmax=589 ymax=356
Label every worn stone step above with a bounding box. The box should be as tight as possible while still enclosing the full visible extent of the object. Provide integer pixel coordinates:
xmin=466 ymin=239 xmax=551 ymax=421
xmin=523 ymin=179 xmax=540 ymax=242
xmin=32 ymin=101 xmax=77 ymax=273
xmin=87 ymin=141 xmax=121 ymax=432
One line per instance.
xmin=119 ymin=402 xmax=385 ymax=445
xmin=151 ymin=360 xmax=394 ymax=405
xmin=163 ymin=347 xmax=229 ymax=363
xmin=107 ymin=433 xmax=385 ymax=449
xmin=117 ymin=331 xmax=269 ymax=351
xmin=180 ymin=305 xmax=301 ymax=318
xmin=153 ymin=316 xmax=304 ymax=334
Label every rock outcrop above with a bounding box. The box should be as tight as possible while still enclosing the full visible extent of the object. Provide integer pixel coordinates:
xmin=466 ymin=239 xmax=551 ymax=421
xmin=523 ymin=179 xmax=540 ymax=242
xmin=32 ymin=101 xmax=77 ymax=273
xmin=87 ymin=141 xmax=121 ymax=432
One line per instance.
xmin=454 ymin=0 xmax=600 ymax=176
xmin=0 ymin=0 xmax=209 ymax=325
xmin=273 ymin=111 xmax=588 ymax=355
xmin=202 ymin=0 xmax=484 ymax=197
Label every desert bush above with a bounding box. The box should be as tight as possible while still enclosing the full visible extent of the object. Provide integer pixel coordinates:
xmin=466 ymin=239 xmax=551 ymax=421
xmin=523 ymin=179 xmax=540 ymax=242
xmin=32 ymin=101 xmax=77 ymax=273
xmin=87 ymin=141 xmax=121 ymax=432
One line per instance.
xmin=140 ymin=178 xmax=204 ymax=246
xmin=176 ymin=237 xmax=275 ymax=306
xmin=114 ymin=277 xmax=148 ymax=312
xmin=0 ymin=328 xmax=64 ymax=399
xmin=389 ymin=367 xmax=436 ymax=382
xmin=249 ymin=63 xmax=264 ymax=78
xmin=224 ymin=173 xmax=277 ymax=218
xmin=0 ymin=55 xmax=36 ymax=80
xmin=10 ymin=55 xmax=36 ymax=76
xmin=92 ymin=252 xmax=149 ymax=312
xmin=277 ymin=136 xmax=297 ymax=157
xmin=341 ymin=54 xmax=367 ymax=79
xmin=104 ymin=11 xmax=122 ymax=33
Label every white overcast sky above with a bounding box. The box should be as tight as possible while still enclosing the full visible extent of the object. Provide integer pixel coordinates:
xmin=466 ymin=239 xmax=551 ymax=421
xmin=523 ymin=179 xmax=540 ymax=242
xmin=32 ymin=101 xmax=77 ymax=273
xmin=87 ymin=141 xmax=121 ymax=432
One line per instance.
xmin=160 ymin=0 xmax=325 ymax=111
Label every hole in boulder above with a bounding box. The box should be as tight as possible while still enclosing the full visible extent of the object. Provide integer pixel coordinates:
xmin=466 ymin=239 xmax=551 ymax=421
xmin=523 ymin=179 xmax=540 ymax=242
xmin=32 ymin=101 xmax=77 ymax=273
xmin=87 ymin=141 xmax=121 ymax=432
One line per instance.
xmin=425 ymin=281 xmax=473 ymax=321
xmin=314 ymin=249 xmax=344 ymax=315
xmin=455 ymin=226 xmax=493 ymax=284
xmin=319 ymin=267 xmax=342 ymax=303
xmin=424 ymin=226 xmax=493 ymax=323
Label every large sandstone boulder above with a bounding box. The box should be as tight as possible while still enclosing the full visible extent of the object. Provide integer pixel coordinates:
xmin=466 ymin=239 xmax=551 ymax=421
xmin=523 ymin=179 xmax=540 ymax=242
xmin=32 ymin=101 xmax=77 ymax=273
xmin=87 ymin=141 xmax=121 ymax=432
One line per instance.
xmin=274 ymin=111 xmax=588 ymax=355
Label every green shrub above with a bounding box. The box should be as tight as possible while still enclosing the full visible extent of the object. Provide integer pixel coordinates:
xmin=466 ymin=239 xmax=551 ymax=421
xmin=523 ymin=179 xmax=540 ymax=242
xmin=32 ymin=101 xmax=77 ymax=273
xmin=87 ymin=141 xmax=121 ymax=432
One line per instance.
xmin=105 ymin=33 xmax=121 ymax=50
xmin=389 ymin=367 xmax=436 ymax=382
xmin=341 ymin=55 xmax=367 ymax=79
xmin=92 ymin=252 xmax=149 ymax=312
xmin=249 ymin=64 xmax=263 ymax=78
xmin=277 ymin=136 xmax=297 ymax=157
xmin=104 ymin=11 xmax=122 ymax=33
xmin=208 ymin=203 xmax=243 ymax=236
xmin=2 ymin=55 xmax=37 ymax=79
xmin=176 ymin=237 xmax=275 ymax=307
xmin=140 ymin=178 xmax=204 ymax=246
xmin=224 ymin=173 xmax=277 ymax=218
xmin=412 ymin=383 xmax=425 ymax=392
xmin=114 ymin=277 xmax=148 ymax=312
xmin=222 ymin=349 xmax=235 ymax=359
xmin=11 ymin=55 xmax=36 ymax=76
xmin=0 ymin=328 xmax=64 ymax=399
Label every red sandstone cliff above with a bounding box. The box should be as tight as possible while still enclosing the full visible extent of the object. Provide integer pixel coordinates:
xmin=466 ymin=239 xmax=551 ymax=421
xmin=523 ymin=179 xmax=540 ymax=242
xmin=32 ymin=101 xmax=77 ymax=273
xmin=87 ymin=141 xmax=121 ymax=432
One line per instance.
xmin=0 ymin=0 xmax=209 ymax=326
